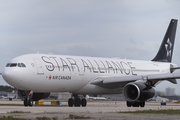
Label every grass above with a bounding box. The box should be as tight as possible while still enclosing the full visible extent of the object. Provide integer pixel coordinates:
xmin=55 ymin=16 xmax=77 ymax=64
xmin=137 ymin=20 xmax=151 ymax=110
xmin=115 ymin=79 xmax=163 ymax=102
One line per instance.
xmin=36 ymin=116 xmax=51 ymax=120
xmin=118 ymin=109 xmax=180 ymax=114
xmin=69 ymin=114 xmax=91 ymax=119
xmin=0 ymin=116 xmax=27 ymax=120
xmin=52 ymin=117 xmax=58 ymax=120
xmin=8 ymin=111 xmax=31 ymax=113
xmin=0 ymin=104 xmax=23 ymax=106
xmin=36 ymin=116 xmax=58 ymax=120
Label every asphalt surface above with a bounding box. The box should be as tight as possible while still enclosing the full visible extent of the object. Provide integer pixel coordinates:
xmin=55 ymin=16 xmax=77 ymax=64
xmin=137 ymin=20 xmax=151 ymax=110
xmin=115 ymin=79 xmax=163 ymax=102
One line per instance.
xmin=0 ymin=100 xmax=180 ymax=120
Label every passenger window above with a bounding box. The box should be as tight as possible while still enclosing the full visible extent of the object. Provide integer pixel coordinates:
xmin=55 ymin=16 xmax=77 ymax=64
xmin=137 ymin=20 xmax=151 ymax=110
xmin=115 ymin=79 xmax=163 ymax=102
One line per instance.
xmin=10 ymin=63 xmax=17 ymax=67
xmin=6 ymin=63 xmax=10 ymax=67
xmin=18 ymin=63 xmax=21 ymax=67
xmin=21 ymin=63 xmax=26 ymax=67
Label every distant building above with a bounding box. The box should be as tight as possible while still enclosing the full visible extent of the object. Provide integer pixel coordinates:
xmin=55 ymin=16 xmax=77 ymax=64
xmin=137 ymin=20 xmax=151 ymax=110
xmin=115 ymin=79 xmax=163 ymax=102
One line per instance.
xmin=166 ymin=87 xmax=175 ymax=96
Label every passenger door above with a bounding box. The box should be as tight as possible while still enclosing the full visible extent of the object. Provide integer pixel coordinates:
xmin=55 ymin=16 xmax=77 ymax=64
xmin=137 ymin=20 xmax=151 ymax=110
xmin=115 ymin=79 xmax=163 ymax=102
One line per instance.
xmin=34 ymin=59 xmax=44 ymax=75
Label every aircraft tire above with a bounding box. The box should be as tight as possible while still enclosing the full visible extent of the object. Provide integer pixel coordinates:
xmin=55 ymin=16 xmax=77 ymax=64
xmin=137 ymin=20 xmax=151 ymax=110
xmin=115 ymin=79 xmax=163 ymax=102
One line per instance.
xmin=81 ymin=98 xmax=87 ymax=107
xmin=28 ymin=99 xmax=33 ymax=107
xmin=140 ymin=101 xmax=145 ymax=107
xmin=24 ymin=99 xmax=28 ymax=107
xmin=132 ymin=102 xmax=139 ymax=107
xmin=126 ymin=101 xmax=131 ymax=107
xmin=24 ymin=98 xmax=33 ymax=107
xmin=74 ymin=98 xmax=81 ymax=107
xmin=68 ymin=98 xmax=74 ymax=107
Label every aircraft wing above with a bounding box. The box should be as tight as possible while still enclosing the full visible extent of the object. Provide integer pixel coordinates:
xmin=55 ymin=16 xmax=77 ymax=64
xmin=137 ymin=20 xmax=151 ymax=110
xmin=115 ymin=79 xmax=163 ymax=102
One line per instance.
xmin=159 ymin=95 xmax=180 ymax=100
xmin=91 ymin=73 xmax=180 ymax=88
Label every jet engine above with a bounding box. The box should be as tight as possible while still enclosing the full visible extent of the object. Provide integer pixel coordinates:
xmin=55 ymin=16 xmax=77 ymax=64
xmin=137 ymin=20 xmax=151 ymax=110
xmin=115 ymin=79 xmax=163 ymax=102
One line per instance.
xmin=123 ymin=82 xmax=155 ymax=101
xmin=18 ymin=90 xmax=50 ymax=101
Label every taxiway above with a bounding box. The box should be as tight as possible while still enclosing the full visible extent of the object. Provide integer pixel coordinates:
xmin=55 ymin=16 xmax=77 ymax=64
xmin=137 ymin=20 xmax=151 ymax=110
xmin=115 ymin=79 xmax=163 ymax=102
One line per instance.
xmin=0 ymin=100 xmax=180 ymax=120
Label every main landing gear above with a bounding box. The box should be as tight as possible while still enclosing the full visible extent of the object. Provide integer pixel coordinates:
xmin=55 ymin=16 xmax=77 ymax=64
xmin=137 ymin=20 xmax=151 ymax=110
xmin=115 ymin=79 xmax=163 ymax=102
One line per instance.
xmin=68 ymin=94 xmax=87 ymax=107
xmin=23 ymin=91 xmax=34 ymax=107
xmin=126 ymin=101 xmax=145 ymax=107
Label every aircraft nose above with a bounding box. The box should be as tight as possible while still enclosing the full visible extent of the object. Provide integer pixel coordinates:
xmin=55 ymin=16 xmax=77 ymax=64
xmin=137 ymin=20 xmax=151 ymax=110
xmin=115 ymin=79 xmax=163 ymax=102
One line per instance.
xmin=2 ymin=69 xmax=14 ymax=82
xmin=2 ymin=69 xmax=20 ymax=87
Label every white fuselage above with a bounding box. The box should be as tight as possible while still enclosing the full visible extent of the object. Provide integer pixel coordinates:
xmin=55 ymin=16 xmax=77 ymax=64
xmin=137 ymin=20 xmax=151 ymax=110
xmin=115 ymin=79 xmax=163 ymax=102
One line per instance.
xmin=2 ymin=54 xmax=174 ymax=95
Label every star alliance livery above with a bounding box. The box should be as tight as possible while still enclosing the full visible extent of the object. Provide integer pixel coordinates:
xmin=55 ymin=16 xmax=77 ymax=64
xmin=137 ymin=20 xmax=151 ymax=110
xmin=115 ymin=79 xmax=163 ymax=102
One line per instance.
xmin=1 ymin=19 xmax=179 ymax=107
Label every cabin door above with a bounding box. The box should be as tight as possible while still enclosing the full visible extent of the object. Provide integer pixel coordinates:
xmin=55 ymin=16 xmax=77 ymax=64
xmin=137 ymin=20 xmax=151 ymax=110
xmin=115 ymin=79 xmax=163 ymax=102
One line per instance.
xmin=34 ymin=59 xmax=44 ymax=75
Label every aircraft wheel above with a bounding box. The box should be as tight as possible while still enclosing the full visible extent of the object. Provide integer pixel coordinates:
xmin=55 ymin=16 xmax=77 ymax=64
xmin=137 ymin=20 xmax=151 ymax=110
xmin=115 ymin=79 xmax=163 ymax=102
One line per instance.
xmin=28 ymin=99 xmax=33 ymax=107
xmin=24 ymin=98 xmax=33 ymax=107
xmin=132 ymin=102 xmax=139 ymax=107
xmin=81 ymin=98 xmax=87 ymax=107
xmin=24 ymin=99 xmax=28 ymax=107
xmin=68 ymin=98 xmax=74 ymax=107
xmin=126 ymin=101 xmax=131 ymax=107
xmin=140 ymin=101 xmax=145 ymax=107
xmin=74 ymin=98 xmax=81 ymax=107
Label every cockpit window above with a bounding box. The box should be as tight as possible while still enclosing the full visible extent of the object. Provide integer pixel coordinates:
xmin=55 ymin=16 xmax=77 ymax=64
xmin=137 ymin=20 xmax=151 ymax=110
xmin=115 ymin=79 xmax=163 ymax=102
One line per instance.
xmin=21 ymin=63 xmax=26 ymax=67
xmin=18 ymin=63 xmax=21 ymax=67
xmin=6 ymin=63 xmax=10 ymax=67
xmin=10 ymin=63 xmax=17 ymax=67
xmin=6 ymin=63 xmax=26 ymax=68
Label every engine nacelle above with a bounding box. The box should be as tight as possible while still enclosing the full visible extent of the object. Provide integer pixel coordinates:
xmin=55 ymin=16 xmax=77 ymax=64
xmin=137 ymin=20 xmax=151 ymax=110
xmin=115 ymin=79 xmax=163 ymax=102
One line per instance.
xmin=18 ymin=90 xmax=50 ymax=101
xmin=123 ymin=82 xmax=155 ymax=101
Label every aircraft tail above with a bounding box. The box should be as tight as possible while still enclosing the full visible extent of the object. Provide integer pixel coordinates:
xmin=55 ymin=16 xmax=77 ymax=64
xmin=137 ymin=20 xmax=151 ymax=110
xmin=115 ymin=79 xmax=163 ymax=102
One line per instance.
xmin=152 ymin=19 xmax=178 ymax=62
xmin=13 ymin=95 xmax=16 ymax=99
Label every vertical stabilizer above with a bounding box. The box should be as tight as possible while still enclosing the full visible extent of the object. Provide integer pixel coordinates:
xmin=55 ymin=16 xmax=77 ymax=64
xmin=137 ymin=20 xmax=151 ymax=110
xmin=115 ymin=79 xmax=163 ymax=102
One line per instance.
xmin=152 ymin=19 xmax=178 ymax=62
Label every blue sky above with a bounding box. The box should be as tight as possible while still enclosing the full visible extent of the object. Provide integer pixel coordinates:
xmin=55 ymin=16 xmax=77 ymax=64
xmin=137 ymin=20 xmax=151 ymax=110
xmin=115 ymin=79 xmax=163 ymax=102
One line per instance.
xmin=0 ymin=0 xmax=180 ymax=94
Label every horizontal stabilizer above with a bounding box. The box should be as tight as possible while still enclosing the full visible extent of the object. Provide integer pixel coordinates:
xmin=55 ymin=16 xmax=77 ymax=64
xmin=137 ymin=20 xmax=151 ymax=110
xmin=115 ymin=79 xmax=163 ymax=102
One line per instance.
xmin=171 ymin=67 xmax=180 ymax=71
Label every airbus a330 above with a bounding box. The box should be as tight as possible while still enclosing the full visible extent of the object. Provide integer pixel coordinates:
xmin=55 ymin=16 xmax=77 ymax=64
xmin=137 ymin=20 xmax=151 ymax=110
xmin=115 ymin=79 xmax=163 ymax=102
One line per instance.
xmin=1 ymin=19 xmax=179 ymax=107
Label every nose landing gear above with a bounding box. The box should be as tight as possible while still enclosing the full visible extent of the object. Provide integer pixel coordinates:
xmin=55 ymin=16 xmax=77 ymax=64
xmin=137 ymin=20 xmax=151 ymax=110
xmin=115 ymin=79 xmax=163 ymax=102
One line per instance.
xmin=23 ymin=91 xmax=34 ymax=107
xmin=24 ymin=98 xmax=33 ymax=106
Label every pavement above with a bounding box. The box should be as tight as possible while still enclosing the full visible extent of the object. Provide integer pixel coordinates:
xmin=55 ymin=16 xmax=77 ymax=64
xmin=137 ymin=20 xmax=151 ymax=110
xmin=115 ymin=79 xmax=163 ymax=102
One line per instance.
xmin=0 ymin=100 xmax=180 ymax=113
xmin=0 ymin=100 xmax=180 ymax=120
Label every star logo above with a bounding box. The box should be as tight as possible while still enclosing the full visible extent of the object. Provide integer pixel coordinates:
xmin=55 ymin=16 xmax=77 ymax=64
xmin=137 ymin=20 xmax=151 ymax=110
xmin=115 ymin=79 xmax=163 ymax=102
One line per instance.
xmin=165 ymin=38 xmax=172 ymax=57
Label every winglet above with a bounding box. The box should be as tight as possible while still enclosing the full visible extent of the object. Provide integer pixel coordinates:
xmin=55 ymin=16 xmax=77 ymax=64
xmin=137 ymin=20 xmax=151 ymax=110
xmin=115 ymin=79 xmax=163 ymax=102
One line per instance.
xmin=152 ymin=19 xmax=178 ymax=62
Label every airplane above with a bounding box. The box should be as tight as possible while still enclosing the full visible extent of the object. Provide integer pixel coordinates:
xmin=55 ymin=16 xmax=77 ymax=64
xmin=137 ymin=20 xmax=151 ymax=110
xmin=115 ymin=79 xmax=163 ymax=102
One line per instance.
xmin=159 ymin=95 xmax=180 ymax=101
xmin=1 ymin=95 xmax=8 ymax=99
xmin=155 ymin=96 xmax=170 ymax=103
xmin=147 ymin=95 xmax=157 ymax=102
xmin=2 ymin=95 xmax=16 ymax=100
xmin=0 ymin=19 xmax=179 ymax=107
xmin=86 ymin=95 xmax=107 ymax=100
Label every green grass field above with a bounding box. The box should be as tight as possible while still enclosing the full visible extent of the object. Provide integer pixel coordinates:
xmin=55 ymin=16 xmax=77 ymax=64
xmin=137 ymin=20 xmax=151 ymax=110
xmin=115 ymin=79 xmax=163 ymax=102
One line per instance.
xmin=119 ymin=109 xmax=180 ymax=114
